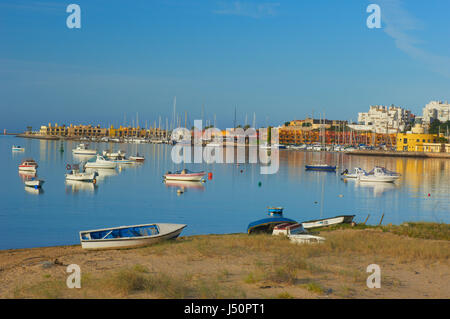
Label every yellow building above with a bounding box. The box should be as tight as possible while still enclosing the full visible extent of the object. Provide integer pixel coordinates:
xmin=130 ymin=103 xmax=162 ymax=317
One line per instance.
xmin=396 ymin=133 xmax=438 ymax=152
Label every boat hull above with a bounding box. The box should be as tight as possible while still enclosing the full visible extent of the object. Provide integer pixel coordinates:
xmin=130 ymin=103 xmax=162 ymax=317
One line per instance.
xmin=164 ymin=173 xmax=205 ymax=182
xmin=247 ymin=217 xmax=297 ymax=234
xmin=358 ymin=176 xmax=399 ymax=183
xmin=72 ymin=150 xmax=97 ymax=155
xmin=24 ymin=180 xmax=44 ymax=188
xmin=305 ymin=165 xmax=336 ymax=171
xmin=80 ymin=223 xmax=186 ymax=249
xmin=65 ymin=172 xmax=97 ymax=182
xmin=19 ymin=166 xmax=37 ymax=172
xmin=301 ymin=215 xmax=355 ymax=229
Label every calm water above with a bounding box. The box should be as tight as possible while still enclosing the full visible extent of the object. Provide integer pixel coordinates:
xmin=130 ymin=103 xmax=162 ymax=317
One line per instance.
xmin=1 ymin=136 xmax=449 ymax=250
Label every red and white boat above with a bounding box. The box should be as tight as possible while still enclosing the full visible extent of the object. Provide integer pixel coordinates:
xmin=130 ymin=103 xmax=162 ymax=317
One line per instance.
xmin=163 ymin=169 xmax=205 ymax=182
xmin=19 ymin=159 xmax=38 ymax=172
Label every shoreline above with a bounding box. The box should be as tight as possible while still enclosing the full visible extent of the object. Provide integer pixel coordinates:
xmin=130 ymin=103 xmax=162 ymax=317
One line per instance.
xmin=1 ymin=223 xmax=449 ymax=299
xmin=346 ymin=150 xmax=450 ymax=159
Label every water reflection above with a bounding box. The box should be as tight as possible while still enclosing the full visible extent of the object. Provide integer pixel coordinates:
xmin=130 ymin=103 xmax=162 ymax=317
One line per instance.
xmin=84 ymin=167 xmax=118 ymax=182
xmin=24 ymin=186 xmax=44 ymax=195
xmin=164 ymin=180 xmax=205 ymax=191
xmin=354 ymin=180 xmax=397 ymax=197
xmin=65 ymin=180 xmax=98 ymax=194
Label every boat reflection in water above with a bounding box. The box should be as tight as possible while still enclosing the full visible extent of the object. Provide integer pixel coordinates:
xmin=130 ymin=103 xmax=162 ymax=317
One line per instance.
xmin=18 ymin=171 xmax=37 ymax=180
xmin=65 ymin=180 xmax=98 ymax=193
xmin=355 ymin=180 xmax=397 ymax=197
xmin=84 ymin=167 xmax=118 ymax=182
xmin=24 ymin=186 xmax=44 ymax=195
xmin=164 ymin=180 xmax=205 ymax=192
xmin=73 ymin=154 xmax=96 ymax=162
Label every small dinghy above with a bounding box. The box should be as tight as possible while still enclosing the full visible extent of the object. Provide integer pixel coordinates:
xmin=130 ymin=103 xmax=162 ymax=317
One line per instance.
xmin=129 ymin=153 xmax=145 ymax=162
xmin=79 ymin=223 xmax=187 ymax=249
xmin=301 ymin=215 xmax=355 ymax=229
xmin=247 ymin=207 xmax=297 ymax=234
xmin=164 ymin=169 xmax=205 ymax=182
xmin=24 ymin=178 xmax=44 ymax=188
xmin=12 ymin=145 xmax=25 ymax=151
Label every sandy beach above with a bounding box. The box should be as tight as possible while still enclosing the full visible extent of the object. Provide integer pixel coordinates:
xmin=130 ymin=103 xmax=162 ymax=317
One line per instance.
xmin=1 ymin=223 xmax=448 ymax=299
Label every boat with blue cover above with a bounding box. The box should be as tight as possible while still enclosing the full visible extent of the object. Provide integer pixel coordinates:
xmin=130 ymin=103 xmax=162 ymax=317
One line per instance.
xmin=247 ymin=207 xmax=298 ymax=234
xmin=79 ymin=223 xmax=187 ymax=249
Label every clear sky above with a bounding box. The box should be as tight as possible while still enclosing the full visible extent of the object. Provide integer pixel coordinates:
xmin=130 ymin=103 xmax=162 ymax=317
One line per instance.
xmin=1 ymin=0 xmax=450 ymax=131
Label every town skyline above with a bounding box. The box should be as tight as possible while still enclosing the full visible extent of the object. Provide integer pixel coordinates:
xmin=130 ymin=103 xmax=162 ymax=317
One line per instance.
xmin=2 ymin=1 xmax=450 ymax=131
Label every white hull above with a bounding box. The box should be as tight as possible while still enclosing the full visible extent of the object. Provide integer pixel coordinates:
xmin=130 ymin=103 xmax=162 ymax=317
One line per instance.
xmin=85 ymin=163 xmax=116 ymax=169
xmin=358 ymin=175 xmax=399 ymax=183
xmin=302 ymin=216 xmax=350 ymax=229
xmin=19 ymin=167 xmax=37 ymax=172
xmin=164 ymin=174 xmax=204 ymax=182
xmin=80 ymin=223 xmax=186 ymax=249
xmin=25 ymin=180 xmax=44 ymax=188
xmin=72 ymin=150 xmax=97 ymax=155
xmin=65 ymin=172 xmax=97 ymax=182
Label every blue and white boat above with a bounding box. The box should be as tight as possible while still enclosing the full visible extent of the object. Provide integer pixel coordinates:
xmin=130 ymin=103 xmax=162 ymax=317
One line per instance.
xmin=79 ymin=223 xmax=187 ymax=249
xmin=12 ymin=145 xmax=25 ymax=151
xmin=305 ymin=164 xmax=336 ymax=171
xmin=247 ymin=207 xmax=298 ymax=234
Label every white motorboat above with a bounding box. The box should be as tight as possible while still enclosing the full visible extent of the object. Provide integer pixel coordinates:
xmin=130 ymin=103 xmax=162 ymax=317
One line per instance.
xmin=272 ymin=223 xmax=307 ymax=236
xmin=72 ymin=143 xmax=97 ymax=155
xmin=79 ymin=223 xmax=187 ymax=249
xmin=18 ymin=159 xmax=38 ymax=171
xmin=65 ymin=169 xmax=98 ymax=182
xmin=129 ymin=153 xmax=145 ymax=162
xmin=289 ymin=234 xmax=326 ymax=244
xmin=24 ymin=178 xmax=44 ymax=188
xmin=358 ymin=166 xmax=400 ymax=183
xmin=12 ymin=145 xmax=25 ymax=151
xmin=102 ymin=150 xmax=126 ymax=159
xmin=84 ymin=155 xmax=116 ymax=169
xmin=341 ymin=167 xmax=367 ymax=179
xmin=164 ymin=169 xmax=205 ymax=181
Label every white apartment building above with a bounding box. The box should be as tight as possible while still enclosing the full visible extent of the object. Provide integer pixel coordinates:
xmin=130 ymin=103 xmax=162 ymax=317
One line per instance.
xmin=422 ymin=101 xmax=450 ymax=124
xmin=357 ymin=105 xmax=413 ymax=133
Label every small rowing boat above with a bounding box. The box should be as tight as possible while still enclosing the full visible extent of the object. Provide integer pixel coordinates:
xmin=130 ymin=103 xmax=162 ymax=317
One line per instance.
xmin=164 ymin=169 xmax=205 ymax=181
xmin=79 ymin=223 xmax=187 ymax=249
xmin=301 ymin=215 xmax=355 ymax=229
xmin=24 ymin=178 xmax=44 ymax=188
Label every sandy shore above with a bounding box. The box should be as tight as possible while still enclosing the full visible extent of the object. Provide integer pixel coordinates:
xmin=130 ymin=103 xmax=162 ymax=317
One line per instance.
xmin=1 ymin=226 xmax=449 ymax=299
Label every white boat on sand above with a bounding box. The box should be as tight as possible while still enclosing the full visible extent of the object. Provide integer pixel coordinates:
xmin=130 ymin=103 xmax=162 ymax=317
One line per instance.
xmin=289 ymin=234 xmax=326 ymax=244
xmin=79 ymin=223 xmax=187 ymax=249
xmin=301 ymin=215 xmax=355 ymax=229
xmin=84 ymin=155 xmax=116 ymax=169
xmin=72 ymin=143 xmax=97 ymax=155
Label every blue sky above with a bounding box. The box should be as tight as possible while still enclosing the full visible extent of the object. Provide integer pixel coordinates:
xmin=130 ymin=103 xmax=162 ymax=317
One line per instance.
xmin=1 ymin=0 xmax=450 ymax=131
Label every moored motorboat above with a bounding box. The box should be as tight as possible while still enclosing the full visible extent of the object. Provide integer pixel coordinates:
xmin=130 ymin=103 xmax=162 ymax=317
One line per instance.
xmin=79 ymin=223 xmax=187 ymax=249
xmin=72 ymin=143 xmax=97 ymax=155
xmin=65 ymin=165 xmax=98 ymax=182
xmin=301 ymin=215 xmax=355 ymax=229
xmin=358 ymin=166 xmax=400 ymax=183
xmin=18 ymin=159 xmax=38 ymax=171
xmin=164 ymin=169 xmax=205 ymax=181
xmin=247 ymin=207 xmax=298 ymax=234
xmin=129 ymin=153 xmax=145 ymax=162
xmin=24 ymin=178 xmax=44 ymax=188
xmin=84 ymin=155 xmax=116 ymax=169
xmin=12 ymin=145 xmax=25 ymax=151
xmin=341 ymin=167 xmax=366 ymax=178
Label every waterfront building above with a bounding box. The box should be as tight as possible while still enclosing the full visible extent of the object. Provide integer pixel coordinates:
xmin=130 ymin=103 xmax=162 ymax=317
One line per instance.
xmin=357 ymin=105 xmax=413 ymax=133
xmin=396 ymin=133 xmax=439 ymax=152
xmin=422 ymin=100 xmax=450 ymax=125
xmin=40 ymin=123 xmax=68 ymax=136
